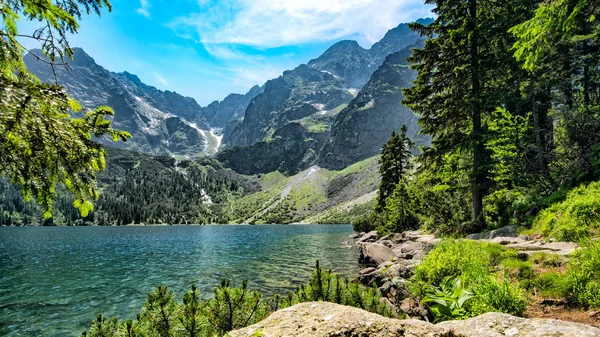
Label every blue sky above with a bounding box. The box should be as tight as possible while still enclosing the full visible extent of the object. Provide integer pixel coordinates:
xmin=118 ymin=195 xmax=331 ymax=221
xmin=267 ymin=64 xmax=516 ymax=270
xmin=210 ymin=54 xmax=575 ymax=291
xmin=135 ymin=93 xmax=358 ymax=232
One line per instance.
xmin=20 ymin=0 xmax=433 ymax=105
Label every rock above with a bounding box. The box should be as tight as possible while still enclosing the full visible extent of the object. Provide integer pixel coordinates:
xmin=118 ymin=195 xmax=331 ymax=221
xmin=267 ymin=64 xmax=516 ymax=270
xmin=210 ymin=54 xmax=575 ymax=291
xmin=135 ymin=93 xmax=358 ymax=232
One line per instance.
xmin=359 ymin=267 xmax=376 ymax=275
xmin=400 ymin=297 xmax=429 ymax=320
xmin=507 ymin=240 xmax=579 ymax=255
xmin=390 ymin=233 xmax=408 ymax=244
xmin=544 ymin=241 xmax=579 ymax=255
xmin=490 ymin=236 xmax=525 ymax=245
xmin=538 ymin=298 xmax=569 ymax=307
xmin=228 ymin=302 xmax=448 ymax=337
xmin=356 ymin=231 xmax=378 ymax=245
xmin=350 ymin=232 xmax=364 ymax=239
xmin=410 ymin=250 xmax=427 ymax=261
xmin=380 ymin=297 xmax=398 ymax=312
xmin=379 ymin=233 xmax=393 ymax=241
xmin=359 ymin=243 xmax=395 ymax=266
xmin=384 ymin=261 xmax=416 ymax=279
xmin=393 ymin=241 xmax=425 ymax=256
xmin=467 ymin=225 xmax=517 ymax=240
xmin=379 ymin=239 xmax=395 ymax=248
xmin=440 ymin=312 xmax=600 ymax=337
xmin=404 ymin=230 xmax=425 ymax=242
xmin=229 ymin=303 xmax=600 ymax=337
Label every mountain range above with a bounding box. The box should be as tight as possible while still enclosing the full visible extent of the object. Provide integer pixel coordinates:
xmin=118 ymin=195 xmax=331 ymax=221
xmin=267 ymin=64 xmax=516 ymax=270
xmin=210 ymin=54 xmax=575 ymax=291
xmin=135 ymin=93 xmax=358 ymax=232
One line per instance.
xmin=24 ymin=18 xmax=433 ymax=172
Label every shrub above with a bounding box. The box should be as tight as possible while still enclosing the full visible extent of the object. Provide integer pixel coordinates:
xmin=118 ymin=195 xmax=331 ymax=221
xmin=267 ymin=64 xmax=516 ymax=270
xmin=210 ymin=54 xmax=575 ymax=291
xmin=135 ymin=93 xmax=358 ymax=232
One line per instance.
xmin=410 ymin=240 xmax=501 ymax=292
xmin=83 ymin=282 xmax=267 ymax=337
xmin=484 ymin=189 xmax=523 ymax=228
xmin=278 ymin=261 xmax=394 ymax=318
xmin=471 ymin=278 xmax=527 ymax=316
xmin=410 ymin=240 xmax=526 ymax=317
xmin=205 ymin=279 xmax=270 ymax=335
xmin=82 ymin=262 xmax=394 ymax=337
xmin=529 ymin=271 xmax=570 ymax=298
xmin=533 ymin=182 xmax=600 ymax=241
xmin=566 ymin=241 xmax=600 ymax=307
xmin=383 ymin=182 xmax=419 ymax=234
xmin=351 ymin=211 xmax=386 ymax=233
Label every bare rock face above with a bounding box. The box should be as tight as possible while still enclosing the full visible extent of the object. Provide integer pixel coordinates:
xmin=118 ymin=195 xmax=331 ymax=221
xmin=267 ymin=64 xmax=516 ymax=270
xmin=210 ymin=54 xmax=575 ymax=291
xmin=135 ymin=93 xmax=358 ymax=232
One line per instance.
xmin=229 ymin=303 xmax=600 ymax=337
xmin=439 ymin=312 xmax=600 ymax=337
xmin=228 ymin=302 xmax=448 ymax=337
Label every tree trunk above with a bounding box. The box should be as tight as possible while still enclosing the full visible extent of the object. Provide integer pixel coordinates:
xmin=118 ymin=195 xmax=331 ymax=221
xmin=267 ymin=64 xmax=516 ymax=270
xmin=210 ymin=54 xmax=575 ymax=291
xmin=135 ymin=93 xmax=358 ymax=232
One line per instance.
xmin=530 ymin=76 xmax=549 ymax=178
xmin=583 ymin=40 xmax=591 ymax=111
xmin=469 ymin=0 xmax=485 ymax=230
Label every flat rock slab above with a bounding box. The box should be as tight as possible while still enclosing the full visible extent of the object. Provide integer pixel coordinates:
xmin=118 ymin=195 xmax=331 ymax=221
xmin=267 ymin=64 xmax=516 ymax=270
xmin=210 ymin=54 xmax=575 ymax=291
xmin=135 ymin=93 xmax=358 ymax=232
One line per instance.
xmin=230 ymin=303 xmax=600 ymax=337
xmin=489 ymin=236 xmax=525 ymax=245
xmin=440 ymin=312 xmax=600 ymax=337
xmin=506 ymin=241 xmax=579 ymax=255
xmin=228 ymin=302 xmax=447 ymax=337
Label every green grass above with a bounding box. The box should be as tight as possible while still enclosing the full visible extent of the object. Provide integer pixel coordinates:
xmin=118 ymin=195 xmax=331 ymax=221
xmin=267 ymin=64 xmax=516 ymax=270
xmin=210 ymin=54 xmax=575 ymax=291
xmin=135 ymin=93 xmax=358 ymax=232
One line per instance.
xmin=223 ymin=155 xmax=381 ymax=224
xmin=532 ymin=181 xmax=600 ymax=241
xmin=410 ymin=240 xmax=527 ymax=317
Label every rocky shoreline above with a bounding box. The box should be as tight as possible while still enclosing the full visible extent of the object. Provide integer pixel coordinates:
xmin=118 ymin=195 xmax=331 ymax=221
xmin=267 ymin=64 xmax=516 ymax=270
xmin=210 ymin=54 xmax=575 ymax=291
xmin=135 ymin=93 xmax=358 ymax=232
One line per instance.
xmin=352 ymin=227 xmax=580 ymax=318
xmin=229 ymin=227 xmax=599 ymax=336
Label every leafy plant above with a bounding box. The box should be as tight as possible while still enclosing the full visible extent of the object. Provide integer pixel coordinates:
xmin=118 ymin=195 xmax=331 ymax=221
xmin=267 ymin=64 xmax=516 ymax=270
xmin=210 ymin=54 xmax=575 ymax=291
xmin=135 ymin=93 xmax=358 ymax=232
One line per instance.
xmin=422 ymin=277 xmax=475 ymax=322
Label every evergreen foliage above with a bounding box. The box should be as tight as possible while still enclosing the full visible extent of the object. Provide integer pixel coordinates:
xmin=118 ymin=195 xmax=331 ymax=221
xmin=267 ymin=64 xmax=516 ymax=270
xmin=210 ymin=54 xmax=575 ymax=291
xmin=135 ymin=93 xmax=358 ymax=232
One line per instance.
xmin=376 ymin=125 xmax=414 ymax=211
xmin=81 ymin=261 xmax=393 ymax=337
xmin=0 ymin=148 xmax=259 ymax=225
xmin=278 ymin=261 xmax=394 ymax=318
xmin=0 ymin=0 xmax=129 ymax=217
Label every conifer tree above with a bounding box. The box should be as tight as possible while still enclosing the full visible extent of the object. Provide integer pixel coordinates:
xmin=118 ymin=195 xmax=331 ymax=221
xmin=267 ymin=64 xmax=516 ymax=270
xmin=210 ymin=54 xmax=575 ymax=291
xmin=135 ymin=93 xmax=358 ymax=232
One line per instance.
xmin=377 ymin=125 xmax=415 ymax=211
xmin=0 ymin=0 xmax=129 ymax=218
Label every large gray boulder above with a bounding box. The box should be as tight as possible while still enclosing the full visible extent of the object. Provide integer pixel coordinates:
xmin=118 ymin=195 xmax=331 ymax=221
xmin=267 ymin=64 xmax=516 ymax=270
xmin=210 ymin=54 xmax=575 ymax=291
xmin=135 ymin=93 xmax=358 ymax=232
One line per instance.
xmin=440 ymin=312 xmax=600 ymax=337
xmin=228 ymin=302 xmax=447 ymax=337
xmin=467 ymin=225 xmax=517 ymax=240
xmin=355 ymin=231 xmax=378 ymax=245
xmin=359 ymin=243 xmax=395 ymax=265
xmin=229 ymin=303 xmax=600 ymax=337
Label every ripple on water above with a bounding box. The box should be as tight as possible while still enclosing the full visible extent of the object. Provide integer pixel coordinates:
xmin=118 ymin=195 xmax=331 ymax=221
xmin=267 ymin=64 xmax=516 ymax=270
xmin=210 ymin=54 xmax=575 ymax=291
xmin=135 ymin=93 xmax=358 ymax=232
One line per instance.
xmin=0 ymin=224 xmax=359 ymax=337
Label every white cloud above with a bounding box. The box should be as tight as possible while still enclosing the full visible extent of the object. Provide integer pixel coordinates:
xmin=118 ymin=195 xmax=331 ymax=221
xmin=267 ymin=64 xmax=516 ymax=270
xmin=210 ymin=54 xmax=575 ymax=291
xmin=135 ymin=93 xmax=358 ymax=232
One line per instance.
xmin=170 ymin=0 xmax=432 ymax=50
xmin=153 ymin=72 xmax=169 ymax=87
xmin=136 ymin=0 xmax=151 ymax=18
xmin=225 ymin=65 xmax=285 ymax=88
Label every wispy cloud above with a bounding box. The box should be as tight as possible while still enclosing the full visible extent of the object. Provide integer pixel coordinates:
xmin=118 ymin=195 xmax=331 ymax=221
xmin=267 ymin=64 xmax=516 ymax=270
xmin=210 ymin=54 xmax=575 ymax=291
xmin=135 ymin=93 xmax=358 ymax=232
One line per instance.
xmin=170 ymin=0 xmax=432 ymax=52
xmin=225 ymin=65 xmax=285 ymax=88
xmin=136 ymin=0 xmax=151 ymax=18
xmin=153 ymin=72 xmax=169 ymax=87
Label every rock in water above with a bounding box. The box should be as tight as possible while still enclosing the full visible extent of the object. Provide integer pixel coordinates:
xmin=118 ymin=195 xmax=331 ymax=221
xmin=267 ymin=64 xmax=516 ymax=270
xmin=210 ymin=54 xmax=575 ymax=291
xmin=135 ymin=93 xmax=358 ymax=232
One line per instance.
xmin=228 ymin=302 xmax=447 ymax=337
xmin=229 ymin=303 xmax=600 ymax=337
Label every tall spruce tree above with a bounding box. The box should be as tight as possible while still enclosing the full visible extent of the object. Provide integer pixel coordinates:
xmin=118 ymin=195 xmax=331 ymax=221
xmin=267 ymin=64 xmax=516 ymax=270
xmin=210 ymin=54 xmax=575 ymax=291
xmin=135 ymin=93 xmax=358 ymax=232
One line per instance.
xmin=377 ymin=125 xmax=414 ymax=211
xmin=403 ymin=0 xmax=487 ymax=229
xmin=403 ymin=0 xmax=538 ymax=232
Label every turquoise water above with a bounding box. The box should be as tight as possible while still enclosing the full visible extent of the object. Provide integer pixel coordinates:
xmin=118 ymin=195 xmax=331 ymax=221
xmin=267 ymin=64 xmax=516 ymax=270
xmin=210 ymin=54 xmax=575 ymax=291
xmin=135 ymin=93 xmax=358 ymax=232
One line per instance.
xmin=0 ymin=224 xmax=359 ymax=336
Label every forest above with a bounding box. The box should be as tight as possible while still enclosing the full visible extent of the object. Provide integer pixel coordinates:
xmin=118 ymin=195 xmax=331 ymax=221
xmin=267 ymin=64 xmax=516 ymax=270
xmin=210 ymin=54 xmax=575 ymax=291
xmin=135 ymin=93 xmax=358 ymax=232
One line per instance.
xmin=0 ymin=148 xmax=259 ymax=226
xmin=354 ymin=0 xmax=600 ymax=242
